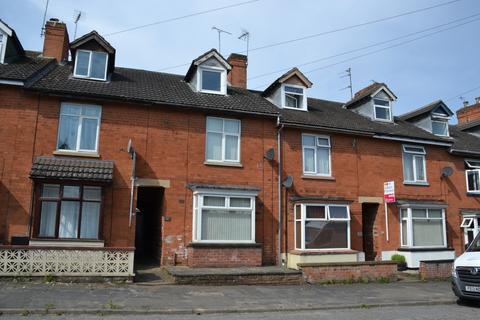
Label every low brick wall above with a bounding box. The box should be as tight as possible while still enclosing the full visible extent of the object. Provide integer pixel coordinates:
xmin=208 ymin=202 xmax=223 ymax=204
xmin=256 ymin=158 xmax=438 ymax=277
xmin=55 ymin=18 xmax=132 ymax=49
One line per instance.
xmin=299 ymin=261 xmax=398 ymax=284
xmin=186 ymin=243 xmax=262 ymax=267
xmin=419 ymin=259 xmax=453 ymax=280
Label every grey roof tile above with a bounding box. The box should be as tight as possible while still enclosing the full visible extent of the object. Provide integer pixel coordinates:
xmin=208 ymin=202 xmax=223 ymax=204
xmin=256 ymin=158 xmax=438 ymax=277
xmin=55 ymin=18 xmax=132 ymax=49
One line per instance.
xmin=30 ymin=157 xmax=114 ymax=182
xmin=449 ymin=125 xmax=480 ymax=156
xmin=0 ymin=52 xmax=54 ymax=82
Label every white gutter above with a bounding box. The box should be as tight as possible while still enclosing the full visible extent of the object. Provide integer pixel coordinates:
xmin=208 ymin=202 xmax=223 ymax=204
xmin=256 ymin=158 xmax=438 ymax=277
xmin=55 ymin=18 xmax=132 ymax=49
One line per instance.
xmin=0 ymin=79 xmax=24 ymax=86
xmin=373 ymin=134 xmax=452 ymax=146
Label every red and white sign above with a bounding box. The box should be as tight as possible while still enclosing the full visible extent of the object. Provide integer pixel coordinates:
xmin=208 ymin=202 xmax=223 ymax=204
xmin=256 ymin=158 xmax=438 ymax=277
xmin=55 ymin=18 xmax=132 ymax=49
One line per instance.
xmin=383 ymin=181 xmax=396 ymax=203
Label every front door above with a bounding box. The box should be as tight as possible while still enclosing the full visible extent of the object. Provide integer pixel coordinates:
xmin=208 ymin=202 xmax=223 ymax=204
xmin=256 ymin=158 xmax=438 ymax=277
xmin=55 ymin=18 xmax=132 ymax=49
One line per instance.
xmin=362 ymin=203 xmax=379 ymax=261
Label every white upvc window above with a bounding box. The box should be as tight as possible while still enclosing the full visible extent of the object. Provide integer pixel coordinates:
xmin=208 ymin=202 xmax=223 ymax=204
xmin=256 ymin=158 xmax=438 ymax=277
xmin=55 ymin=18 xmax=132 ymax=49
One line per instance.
xmin=193 ymin=192 xmax=256 ymax=243
xmin=302 ymin=134 xmax=331 ymax=176
xmin=465 ymin=160 xmax=480 ymax=193
xmin=294 ymin=204 xmax=350 ymax=250
xmin=0 ymin=33 xmax=4 ymax=64
xmin=400 ymin=207 xmax=446 ymax=248
xmin=57 ymin=103 xmax=102 ymax=153
xmin=282 ymin=84 xmax=307 ymax=111
xmin=402 ymin=145 xmax=427 ymax=184
xmin=198 ymin=66 xmax=226 ymax=95
xmin=73 ymin=49 xmax=108 ymax=81
xmin=205 ymin=117 xmax=241 ymax=163
xmin=373 ymin=98 xmax=392 ymax=121
xmin=431 ymin=120 xmax=449 ymax=136
xmin=461 ymin=215 xmax=480 ymax=247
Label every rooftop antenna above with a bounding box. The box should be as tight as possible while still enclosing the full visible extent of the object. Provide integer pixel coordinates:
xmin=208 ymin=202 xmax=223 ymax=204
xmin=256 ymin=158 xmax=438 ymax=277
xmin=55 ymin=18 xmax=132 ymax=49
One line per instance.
xmin=339 ymin=67 xmax=353 ymax=99
xmin=73 ymin=10 xmax=84 ymax=40
xmin=238 ymin=30 xmax=250 ymax=60
xmin=212 ymin=26 xmax=231 ymax=54
xmin=40 ymin=0 xmax=50 ymax=37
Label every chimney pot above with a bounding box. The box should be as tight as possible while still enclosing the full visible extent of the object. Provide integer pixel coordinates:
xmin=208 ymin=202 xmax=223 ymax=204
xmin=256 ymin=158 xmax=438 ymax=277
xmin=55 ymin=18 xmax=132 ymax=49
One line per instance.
xmin=475 ymin=97 xmax=480 ymax=104
xmin=42 ymin=18 xmax=69 ymax=62
xmin=227 ymin=53 xmax=248 ymax=89
xmin=463 ymin=100 xmax=469 ymax=107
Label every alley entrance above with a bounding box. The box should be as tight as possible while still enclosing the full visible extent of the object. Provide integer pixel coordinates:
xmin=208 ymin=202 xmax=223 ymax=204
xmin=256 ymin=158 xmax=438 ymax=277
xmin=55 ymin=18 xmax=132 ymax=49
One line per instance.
xmin=135 ymin=187 xmax=163 ymax=265
xmin=362 ymin=203 xmax=379 ymax=261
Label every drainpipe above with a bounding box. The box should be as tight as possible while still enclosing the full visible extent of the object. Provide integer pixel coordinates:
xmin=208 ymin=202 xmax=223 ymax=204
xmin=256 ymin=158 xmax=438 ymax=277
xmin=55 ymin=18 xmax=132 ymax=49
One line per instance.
xmin=276 ymin=116 xmax=284 ymax=266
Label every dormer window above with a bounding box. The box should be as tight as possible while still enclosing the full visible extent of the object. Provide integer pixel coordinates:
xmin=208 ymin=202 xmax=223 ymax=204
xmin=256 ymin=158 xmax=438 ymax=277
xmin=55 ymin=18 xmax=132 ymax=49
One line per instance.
xmin=432 ymin=120 xmax=449 ymax=136
xmin=200 ymin=67 xmax=225 ymax=93
xmin=74 ymin=50 xmax=108 ymax=81
xmin=284 ymin=85 xmax=305 ymax=109
xmin=373 ymin=98 xmax=392 ymax=121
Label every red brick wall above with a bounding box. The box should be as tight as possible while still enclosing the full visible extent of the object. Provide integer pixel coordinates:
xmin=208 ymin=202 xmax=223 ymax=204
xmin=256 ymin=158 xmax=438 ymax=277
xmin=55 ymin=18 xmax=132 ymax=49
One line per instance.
xmin=42 ymin=20 xmax=69 ymax=62
xmin=457 ymin=102 xmax=480 ymax=124
xmin=300 ymin=261 xmax=398 ymax=283
xmin=419 ymin=260 xmax=453 ymax=280
xmin=187 ymin=245 xmax=262 ymax=267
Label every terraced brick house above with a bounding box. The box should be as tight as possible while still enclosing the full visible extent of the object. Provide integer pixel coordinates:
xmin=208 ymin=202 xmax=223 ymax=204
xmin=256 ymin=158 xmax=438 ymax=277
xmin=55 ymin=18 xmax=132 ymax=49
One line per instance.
xmin=0 ymin=18 xmax=479 ymax=278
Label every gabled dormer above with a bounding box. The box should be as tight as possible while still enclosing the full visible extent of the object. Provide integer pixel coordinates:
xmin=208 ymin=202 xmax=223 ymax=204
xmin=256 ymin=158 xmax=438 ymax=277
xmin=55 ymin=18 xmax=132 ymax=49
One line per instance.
xmin=0 ymin=19 xmax=25 ymax=64
xmin=70 ymin=31 xmax=115 ymax=81
xmin=344 ymin=82 xmax=396 ymax=122
xmin=184 ymin=49 xmax=231 ymax=95
xmin=399 ymin=100 xmax=453 ymax=137
xmin=262 ymin=68 xmax=312 ymax=111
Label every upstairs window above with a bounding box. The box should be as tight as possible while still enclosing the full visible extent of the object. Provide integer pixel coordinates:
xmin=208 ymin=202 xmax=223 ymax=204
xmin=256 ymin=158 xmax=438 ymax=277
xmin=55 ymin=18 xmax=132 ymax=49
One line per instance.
xmin=57 ymin=103 xmax=101 ymax=153
xmin=205 ymin=117 xmax=240 ymax=163
xmin=199 ymin=67 xmax=225 ymax=94
xmin=431 ymin=120 xmax=449 ymax=136
xmin=302 ymin=134 xmax=331 ymax=176
xmin=373 ymin=98 xmax=392 ymax=121
xmin=74 ymin=50 xmax=108 ymax=81
xmin=284 ymin=85 xmax=305 ymax=109
xmin=402 ymin=145 xmax=427 ymax=184
xmin=466 ymin=160 xmax=480 ymax=193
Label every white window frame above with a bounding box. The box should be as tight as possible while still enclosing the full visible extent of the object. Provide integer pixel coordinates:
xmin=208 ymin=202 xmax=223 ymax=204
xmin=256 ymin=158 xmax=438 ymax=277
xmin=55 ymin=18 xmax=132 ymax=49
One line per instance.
xmin=73 ymin=49 xmax=109 ymax=81
xmin=402 ymin=144 xmax=427 ymax=184
xmin=373 ymin=97 xmax=392 ymax=122
xmin=399 ymin=207 xmax=447 ymax=249
xmin=461 ymin=214 xmax=480 ymax=247
xmin=431 ymin=119 xmax=449 ymax=137
xmin=198 ymin=66 xmax=227 ymax=95
xmin=0 ymin=33 xmax=5 ymax=64
xmin=302 ymin=133 xmax=331 ymax=177
xmin=192 ymin=190 xmax=256 ymax=244
xmin=281 ymin=84 xmax=307 ymax=111
xmin=294 ymin=203 xmax=351 ymax=251
xmin=56 ymin=102 xmax=102 ymax=153
xmin=205 ymin=117 xmax=241 ymax=163
xmin=465 ymin=160 xmax=480 ymax=194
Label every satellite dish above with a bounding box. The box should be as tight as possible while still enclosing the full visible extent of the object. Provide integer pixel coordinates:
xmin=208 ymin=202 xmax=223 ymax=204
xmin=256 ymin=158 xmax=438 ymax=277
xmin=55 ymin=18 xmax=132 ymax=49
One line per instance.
xmin=264 ymin=148 xmax=275 ymax=161
xmin=441 ymin=166 xmax=453 ymax=177
xmin=283 ymin=176 xmax=293 ymax=189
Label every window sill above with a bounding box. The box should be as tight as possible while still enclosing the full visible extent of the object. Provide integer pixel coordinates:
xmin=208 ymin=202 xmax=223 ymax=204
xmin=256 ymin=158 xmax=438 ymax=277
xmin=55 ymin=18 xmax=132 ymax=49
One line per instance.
xmin=282 ymin=106 xmax=308 ymax=112
xmin=403 ymin=181 xmax=429 ymax=186
xmin=289 ymin=249 xmax=358 ymax=255
xmin=53 ymin=150 xmax=100 ymax=158
xmin=301 ymin=175 xmax=335 ymax=181
xmin=29 ymin=239 xmax=104 ymax=248
xmin=467 ymin=192 xmax=480 ymax=197
xmin=188 ymin=242 xmax=261 ymax=248
xmin=204 ymin=161 xmax=243 ymax=168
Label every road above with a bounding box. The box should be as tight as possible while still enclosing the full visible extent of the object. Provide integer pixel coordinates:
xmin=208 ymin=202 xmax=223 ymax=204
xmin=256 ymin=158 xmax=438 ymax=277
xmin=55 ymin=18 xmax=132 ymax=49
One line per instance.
xmin=1 ymin=303 xmax=480 ymax=320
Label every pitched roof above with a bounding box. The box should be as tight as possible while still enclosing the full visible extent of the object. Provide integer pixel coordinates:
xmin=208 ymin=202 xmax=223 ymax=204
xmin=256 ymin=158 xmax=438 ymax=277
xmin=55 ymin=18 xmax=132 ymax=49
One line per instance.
xmin=30 ymin=63 xmax=280 ymax=116
xmin=262 ymin=67 xmax=312 ymax=97
xmin=0 ymin=51 xmax=55 ymax=83
xmin=184 ymin=48 xmax=231 ymax=82
xmin=30 ymin=157 xmax=114 ymax=182
xmin=70 ymin=30 xmax=115 ymax=54
xmin=280 ymin=97 xmax=452 ymax=143
xmin=344 ymin=82 xmax=396 ymax=108
xmin=449 ymin=125 xmax=480 ymax=156
xmin=399 ymin=100 xmax=453 ymax=121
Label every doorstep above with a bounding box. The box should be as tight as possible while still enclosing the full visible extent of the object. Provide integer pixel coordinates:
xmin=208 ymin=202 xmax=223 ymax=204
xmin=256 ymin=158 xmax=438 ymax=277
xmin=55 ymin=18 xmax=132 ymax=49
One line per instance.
xmin=163 ymin=266 xmax=302 ymax=285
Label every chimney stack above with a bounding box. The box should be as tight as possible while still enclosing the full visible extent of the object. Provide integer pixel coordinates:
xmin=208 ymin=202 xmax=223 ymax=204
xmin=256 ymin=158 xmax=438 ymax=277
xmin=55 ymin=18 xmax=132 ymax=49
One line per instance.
xmin=42 ymin=18 xmax=70 ymax=62
xmin=227 ymin=53 xmax=247 ymax=89
xmin=457 ymin=99 xmax=480 ymax=124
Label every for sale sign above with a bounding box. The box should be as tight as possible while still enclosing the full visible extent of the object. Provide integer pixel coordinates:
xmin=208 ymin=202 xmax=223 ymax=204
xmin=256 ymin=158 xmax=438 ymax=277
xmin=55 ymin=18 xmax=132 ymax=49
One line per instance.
xmin=383 ymin=181 xmax=395 ymax=203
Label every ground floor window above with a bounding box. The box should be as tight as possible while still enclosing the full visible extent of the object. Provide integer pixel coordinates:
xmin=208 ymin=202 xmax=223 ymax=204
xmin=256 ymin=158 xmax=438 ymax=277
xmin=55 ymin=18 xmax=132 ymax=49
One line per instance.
xmin=294 ymin=203 xmax=350 ymax=250
xmin=35 ymin=183 xmax=102 ymax=239
xmin=400 ymin=207 xmax=446 ymax=248
xmin=461 ymin=214 xmax=480 ymax=247
xmin=193 ymin=192 xmax=256 ymax=243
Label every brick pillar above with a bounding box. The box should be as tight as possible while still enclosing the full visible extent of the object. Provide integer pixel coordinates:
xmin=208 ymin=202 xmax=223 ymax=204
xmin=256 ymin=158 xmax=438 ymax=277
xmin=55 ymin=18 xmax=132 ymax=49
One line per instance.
xmin=227 ymin=53 xmax=247 ymax=88
xmin=42 ymin=18 xmax=70 ymax=62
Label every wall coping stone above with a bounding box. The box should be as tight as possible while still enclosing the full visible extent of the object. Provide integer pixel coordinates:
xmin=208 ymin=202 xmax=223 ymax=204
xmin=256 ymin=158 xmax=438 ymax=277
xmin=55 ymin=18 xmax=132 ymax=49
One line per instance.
xmin=298 ymin=260 xmax=398 ymax=268
xmin=289 ymin=249 xmax=358 ymax=256
xmin=187 ymin=242 xmax=262 ymax=248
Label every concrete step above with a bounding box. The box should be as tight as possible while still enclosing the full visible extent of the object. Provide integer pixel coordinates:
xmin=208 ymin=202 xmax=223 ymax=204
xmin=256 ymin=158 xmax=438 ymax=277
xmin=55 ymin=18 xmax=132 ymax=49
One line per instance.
xmin=164 ymin=266 xmax=303 ymax=285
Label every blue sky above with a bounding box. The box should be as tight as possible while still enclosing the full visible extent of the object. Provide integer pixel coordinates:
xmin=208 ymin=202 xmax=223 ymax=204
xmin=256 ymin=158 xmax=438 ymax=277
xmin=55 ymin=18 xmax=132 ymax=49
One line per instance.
xmin=2 ymin=0 xmax=479 ymax=119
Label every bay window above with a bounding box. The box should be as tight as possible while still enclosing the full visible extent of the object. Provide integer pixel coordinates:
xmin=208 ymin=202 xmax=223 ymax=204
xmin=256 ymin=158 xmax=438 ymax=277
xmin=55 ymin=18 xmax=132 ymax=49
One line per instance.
xmin=36 ymin=183 xmax=102 ymax=239
xmin=400 ymin=207 xmax=446 ymax=248
xmin=57 ymin=103 xmax=101 ymax=153
xmin=193 ymin=193 xmax=255 ymax=243
xmin=465 ymin=160 xmax=480 ymax=193
xmin=302 ymin=134 xmax=331 ymax=176
xmin=402 ymin=145 xmax=427 ymax=184
xmin=295 ymin=204 xmax=350 ymax=250
xmin=205 ymin=117 xmax=241 ymax=163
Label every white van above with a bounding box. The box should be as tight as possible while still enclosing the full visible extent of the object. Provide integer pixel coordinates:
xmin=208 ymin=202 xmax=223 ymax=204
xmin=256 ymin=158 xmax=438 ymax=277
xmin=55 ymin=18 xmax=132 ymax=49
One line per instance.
xmin=452 ymin=232 xmax=480 ymax=302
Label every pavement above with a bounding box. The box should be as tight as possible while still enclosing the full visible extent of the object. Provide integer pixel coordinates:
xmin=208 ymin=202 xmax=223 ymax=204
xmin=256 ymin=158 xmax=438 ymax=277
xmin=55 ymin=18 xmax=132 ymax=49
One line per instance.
xmin=0 ymin=279 xmax=466 ymax=316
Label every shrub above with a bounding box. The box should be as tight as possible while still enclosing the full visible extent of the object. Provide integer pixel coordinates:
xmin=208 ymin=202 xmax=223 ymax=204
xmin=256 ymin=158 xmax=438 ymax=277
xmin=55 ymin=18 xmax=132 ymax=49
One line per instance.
xmin=391 ymin=254 xmax=406 ymax=264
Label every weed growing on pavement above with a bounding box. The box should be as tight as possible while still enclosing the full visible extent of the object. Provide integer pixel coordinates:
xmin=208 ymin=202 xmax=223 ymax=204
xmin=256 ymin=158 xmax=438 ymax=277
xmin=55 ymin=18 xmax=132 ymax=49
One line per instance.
xmin=44 ymin=303 xmax=55 ymax=314
xmin=43 ymin=273 xmax=55 ymax=283
xmin=105 ymin=299 xmax=121 ymax=310
xmin=20 ymin=310 xmax=30 ymax=316
xmin=377 ymin=277 xmax=391 ymax=284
